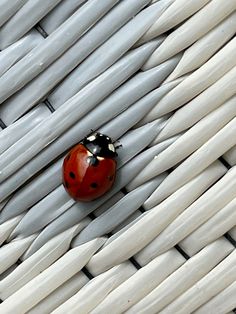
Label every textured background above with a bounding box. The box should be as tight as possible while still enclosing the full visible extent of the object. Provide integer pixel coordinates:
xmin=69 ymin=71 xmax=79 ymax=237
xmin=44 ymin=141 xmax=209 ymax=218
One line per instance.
xmin=0 ymin=0 xmax=235 ymax=313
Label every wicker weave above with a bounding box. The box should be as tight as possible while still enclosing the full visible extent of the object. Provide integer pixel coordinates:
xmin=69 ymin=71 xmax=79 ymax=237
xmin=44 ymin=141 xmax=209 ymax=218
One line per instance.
xmin=0 ymin=0 xmax=235 ymax=313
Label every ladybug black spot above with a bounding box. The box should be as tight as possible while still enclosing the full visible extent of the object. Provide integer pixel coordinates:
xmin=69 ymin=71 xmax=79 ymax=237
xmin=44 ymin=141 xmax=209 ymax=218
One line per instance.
xmin=90 ymin=182 xmax=98 ymax=189
xmin=69 ymin=172 xmax=75 ymax=179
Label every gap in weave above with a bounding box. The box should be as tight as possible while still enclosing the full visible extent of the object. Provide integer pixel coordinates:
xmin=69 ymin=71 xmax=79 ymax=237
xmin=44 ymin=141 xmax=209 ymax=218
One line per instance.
xmin=106 ymin=231 xmax=113 ymax=238
xmin=16 ymin=259 xmax=22 ymax=265
xmin=88 ymin=212 xmax=96 ymax=220
xmin=175 ymin=245 xmax=190 ymax=260
xmin=120 ymin=187 xmax=127 ymax=194
xmin=219 ymin=157 xmax=232 ymax=170
xmin=35 ymin=24 xmax=48 ymax=38
xmin=82 ymin=266 xmax=94 ymax=280
xmin=44 ymin=99 xmax=56 ymax=113
xmin=0 ymin=118 xmax=7 ymax=129
xmin=129 ymin=257 xmax=142 ymax=270
xmin=139 ymin=205 xmax=146 ymax=213
xmin=224 ymin=233 xmax=236 ymax=249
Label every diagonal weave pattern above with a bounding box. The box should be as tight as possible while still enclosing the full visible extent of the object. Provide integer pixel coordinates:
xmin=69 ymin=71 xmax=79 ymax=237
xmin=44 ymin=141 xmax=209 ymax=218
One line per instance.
xmin=0 ymin=0 xmax=235 ymax=313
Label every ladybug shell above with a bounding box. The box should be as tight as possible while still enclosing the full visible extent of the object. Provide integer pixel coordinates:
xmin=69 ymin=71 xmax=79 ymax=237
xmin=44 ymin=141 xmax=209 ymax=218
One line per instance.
xmin=63 ymin=144 xmax=117 ymax=202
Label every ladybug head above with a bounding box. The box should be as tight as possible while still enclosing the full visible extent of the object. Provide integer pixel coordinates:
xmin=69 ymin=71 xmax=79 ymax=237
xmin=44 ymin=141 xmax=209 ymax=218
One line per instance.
xmin=83 ymin=132 xmax=117 ymax=158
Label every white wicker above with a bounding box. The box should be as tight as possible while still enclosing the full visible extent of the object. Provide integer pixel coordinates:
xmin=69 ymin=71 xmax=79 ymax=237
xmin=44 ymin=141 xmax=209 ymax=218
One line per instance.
xmin=0 ymin=0 xmax=235 ymax=313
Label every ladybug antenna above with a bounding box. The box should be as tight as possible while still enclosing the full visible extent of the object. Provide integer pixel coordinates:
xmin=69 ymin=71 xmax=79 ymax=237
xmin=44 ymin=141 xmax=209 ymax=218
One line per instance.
xmin=87 ymin=129 xmax=97 ymax=137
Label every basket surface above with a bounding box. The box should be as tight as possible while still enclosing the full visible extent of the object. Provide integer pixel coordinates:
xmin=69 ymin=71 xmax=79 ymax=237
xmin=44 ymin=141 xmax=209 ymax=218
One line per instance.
xmin=0 ymin=0 xmax=235 ymax=313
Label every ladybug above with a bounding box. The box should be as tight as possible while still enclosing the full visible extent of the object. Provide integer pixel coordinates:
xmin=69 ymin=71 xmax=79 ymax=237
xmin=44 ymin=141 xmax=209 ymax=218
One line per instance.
xmin=63 ymin=132 xmax=118 ymax=202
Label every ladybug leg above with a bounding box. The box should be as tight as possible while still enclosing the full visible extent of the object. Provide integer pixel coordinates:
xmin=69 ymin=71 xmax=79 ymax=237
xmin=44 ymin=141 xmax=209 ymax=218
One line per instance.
xmin=115 ymin=143 xmax=123 ymax=150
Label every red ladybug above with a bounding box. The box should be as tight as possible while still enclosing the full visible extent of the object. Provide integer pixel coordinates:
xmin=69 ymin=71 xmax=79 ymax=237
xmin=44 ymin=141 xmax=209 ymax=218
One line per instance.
xmin=63 ymin=132 xmax=118 ymax=202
